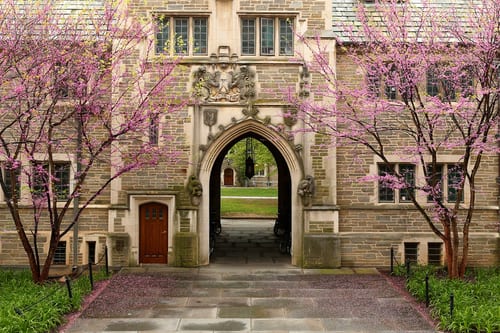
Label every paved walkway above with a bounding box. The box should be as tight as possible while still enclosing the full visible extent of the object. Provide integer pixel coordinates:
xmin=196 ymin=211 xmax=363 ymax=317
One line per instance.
xmin=62 ymin=219 xmax=438 ymax=333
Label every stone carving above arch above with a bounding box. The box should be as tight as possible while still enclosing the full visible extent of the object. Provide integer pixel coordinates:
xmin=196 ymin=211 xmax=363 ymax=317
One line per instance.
xmin=192 ymin=46 xmax=256 ymax=103
xmin=192 ymin=64 xmax=256 ymax=103
xmin=199 ymin=104 xmax=274 ymax=152
xmin=299 ymin=64 xmax=311 ymax=98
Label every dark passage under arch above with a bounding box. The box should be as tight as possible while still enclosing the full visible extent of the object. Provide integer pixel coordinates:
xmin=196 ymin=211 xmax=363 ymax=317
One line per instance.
xmin=209 ymin=133 xmax=292 ymax=262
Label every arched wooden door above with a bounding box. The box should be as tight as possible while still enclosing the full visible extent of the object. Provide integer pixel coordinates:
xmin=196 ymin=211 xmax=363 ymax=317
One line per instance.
xmin=140 ymin=203 xmax=168 ymax=263
xmin=224 ymin=168 xmax=234 ymax=186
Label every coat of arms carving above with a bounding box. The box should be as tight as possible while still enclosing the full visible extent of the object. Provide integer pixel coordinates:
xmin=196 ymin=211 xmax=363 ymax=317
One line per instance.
xmin=203 ymin=109 xmax=218 ymax=127
xmin=193 ymin=65 xmax=256 ymax=103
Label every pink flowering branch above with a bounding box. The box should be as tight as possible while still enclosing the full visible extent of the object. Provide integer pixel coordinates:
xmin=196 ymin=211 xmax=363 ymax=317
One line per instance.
xmin=289 ymin=0 xmax=499 ymax=278
xmin=0 ymin=1 xmax=186 ymax=283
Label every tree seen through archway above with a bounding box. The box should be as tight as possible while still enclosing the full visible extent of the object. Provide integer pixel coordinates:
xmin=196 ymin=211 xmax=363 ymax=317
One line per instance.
xmin=223 ymin=138 xmax=277 ymax=187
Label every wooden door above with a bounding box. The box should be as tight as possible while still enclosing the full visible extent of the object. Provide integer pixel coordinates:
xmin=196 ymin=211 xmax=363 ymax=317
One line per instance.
xmin=224 ymin=168 xmax=234 ymax=186
xmin=140 ymin=203 xmax=168 ymax=263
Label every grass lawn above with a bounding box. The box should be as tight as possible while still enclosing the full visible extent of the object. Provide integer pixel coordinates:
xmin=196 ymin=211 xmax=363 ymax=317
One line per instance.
xmin=221 ymin=186 xmax=278 ymax=197
xmin=221 ymin=198 xmax=278 ymax=217
xmin=221 ymin=187 xmax=278 ymax=217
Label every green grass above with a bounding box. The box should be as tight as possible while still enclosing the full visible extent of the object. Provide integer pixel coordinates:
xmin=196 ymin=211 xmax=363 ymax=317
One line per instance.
xmin=220 ymin=187 xmax=278 ymax=217
xmin=221 ymin=187 xmax=278 ymax=197
xmin=0 ymin=269 xmax=108 ymax=333
xmin=396 ymin=266 xmax=500 ymax=333
xmin=221 ymin=198 xmax=278 ymax=217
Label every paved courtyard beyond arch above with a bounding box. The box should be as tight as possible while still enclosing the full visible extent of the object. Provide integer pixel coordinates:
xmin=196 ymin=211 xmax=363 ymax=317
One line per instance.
xmin=61 ymin=220 xmax=439 ymax=333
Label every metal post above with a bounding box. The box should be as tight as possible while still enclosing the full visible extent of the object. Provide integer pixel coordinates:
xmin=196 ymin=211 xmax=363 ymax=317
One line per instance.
xmin=65 ymin=276 xmax=73 ymax=300
xmin=88 ymin=262 xmax=94 ymax=291
xmin=390 ymin=247 xmax=394 ymax=274
xmin=105 ymin=245 xmax=109 ymax=276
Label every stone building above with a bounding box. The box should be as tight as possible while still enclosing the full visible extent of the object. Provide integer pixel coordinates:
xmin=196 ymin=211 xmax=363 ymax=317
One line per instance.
xmin=0 ymin=0 xmax=498 ymax=270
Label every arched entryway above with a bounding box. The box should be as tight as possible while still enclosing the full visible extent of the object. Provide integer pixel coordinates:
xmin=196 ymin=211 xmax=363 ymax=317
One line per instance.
xmin=198 ymin=120 xmax=303 ymax=266
xmin=139 ymin=202 xmax=168 ymax=264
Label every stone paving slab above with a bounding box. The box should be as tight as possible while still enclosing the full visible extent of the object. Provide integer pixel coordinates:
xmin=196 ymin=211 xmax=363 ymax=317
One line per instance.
xmin=252 ymin=318 xmax=325 ymax=331
xmin=187 ymin=297 xmax=250 ymax=308
xmin=62 ymin=220 xmax=438 ymax=333
xmin=179 ymin=318 xmax=250 ymax=331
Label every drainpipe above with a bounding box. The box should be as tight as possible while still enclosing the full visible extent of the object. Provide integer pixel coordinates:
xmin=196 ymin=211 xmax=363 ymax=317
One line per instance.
xmin=72 ymin=113 xmax=82 ymax=267
xmin=496 ymin=60 xmax=500 ymax=233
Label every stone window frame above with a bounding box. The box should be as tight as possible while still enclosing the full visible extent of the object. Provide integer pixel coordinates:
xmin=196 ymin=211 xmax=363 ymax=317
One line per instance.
xmin=425 ymin=163 xmax=465 ymax=204
xmin=404 ymin=241 xmax=419 ymax=264
xmin=1 ymin=154 xmax=75 ymax=204
xmin=30 ymin=153 xmax=75 ymax=203
xmin=0 ymin=161 xmax=21 ymax=202
xmin=32 ymin=161 xmax=72 ymax=201
xmin=427 ymin=242 xmax=443 ymax=265
xmin=154 ymin=13 xmax=209 ymax=56
xmin=425 ymin=64 xmax=467 ymax=101
xmin=143 ymin=114 xmax=165 ymax=148
xmin=363 ymin=63 xmax=399 ymax=100
xmin=149 ymin=115 xmax=160 ymax=146
xmin=239 ymin=14 xmax=296 ymax=57
xmin=377 ymin=163 xmax=416 ymax=203
xmin=401 ymin=240 xmax=443 ymax=266
xmin=371 ymin=155 xmax=469 ymax=205
xmin=365 ymin=62 xmax=474 ymax=102
xmin=53 ymin=241 xmax=67 ymax=265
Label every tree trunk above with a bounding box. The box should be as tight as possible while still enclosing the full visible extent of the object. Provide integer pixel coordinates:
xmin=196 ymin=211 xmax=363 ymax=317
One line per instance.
xmin=451 ymin=217 xmax=461 ymax=278
xmin=39 ymin=230 xmax=60 ymax=283
xmin=459 ymin=227 xmax=470 ymax=278
xmin=11 ymin=213 xmax=43 ymax=283
xmin=443 ymin=237 xmax=456 ymax=278
xmin=442 ymin=222 xmax=460 ymax=279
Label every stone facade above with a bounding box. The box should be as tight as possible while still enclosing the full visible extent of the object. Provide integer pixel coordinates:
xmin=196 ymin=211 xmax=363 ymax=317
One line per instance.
xmin=0 ymin=0 xmax=498 ymax=271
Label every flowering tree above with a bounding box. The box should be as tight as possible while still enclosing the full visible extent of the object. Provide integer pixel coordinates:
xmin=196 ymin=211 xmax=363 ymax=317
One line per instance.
xmin=0 ymin=1 xmax=183 ymax=283
xmin=291 ymin=0 xmax=499 ymax=278
xmin=224 ymin=139 xmax=277 ymax=186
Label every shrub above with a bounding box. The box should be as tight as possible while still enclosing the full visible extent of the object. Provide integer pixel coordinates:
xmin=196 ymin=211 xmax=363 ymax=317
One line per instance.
xmin=396 ymin=265 xmax=500 ymax=333
xmin=0 ymin=269 xmax=107 ymax=333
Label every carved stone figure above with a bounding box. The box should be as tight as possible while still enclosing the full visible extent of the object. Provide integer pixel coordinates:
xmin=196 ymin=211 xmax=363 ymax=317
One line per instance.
xmin=232 ymin=65 xmax=256 ymax=102
xmin=298 ymin=175 xmax=315 ymax=206
xmin=187 ymin=175 xmax=203 ymax=206
xmin=193 ymin=66 xmax=217 ymax=101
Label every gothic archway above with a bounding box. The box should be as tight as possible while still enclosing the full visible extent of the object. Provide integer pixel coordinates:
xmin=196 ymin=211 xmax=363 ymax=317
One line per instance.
xmin=198 ymin=120 xmax=303 ymax=265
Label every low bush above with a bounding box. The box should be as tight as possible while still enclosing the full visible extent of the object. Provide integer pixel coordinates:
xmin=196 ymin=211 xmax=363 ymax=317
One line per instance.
xmin=0 ymin=269 xmax=107 ymax=333
xmin=398 ymin=265 xmax=500 ymax=333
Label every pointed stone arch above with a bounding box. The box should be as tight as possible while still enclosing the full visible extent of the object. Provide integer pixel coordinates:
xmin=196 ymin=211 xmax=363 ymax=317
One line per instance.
xmin=198 ymin=119 xmax=304 ymax=265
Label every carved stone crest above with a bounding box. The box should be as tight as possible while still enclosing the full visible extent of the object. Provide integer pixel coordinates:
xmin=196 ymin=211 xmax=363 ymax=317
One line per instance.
xmin=193 ymin=65 xmax=256 ymax=103
xmin=203 ymin=109 xmax=218 ymax=127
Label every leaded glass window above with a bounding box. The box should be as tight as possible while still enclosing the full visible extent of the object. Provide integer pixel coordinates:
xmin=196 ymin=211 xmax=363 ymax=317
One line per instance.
xmin=279 ymin=18 xmax=293 ymax=56
xmin=241 ymin=18 xmax=256 ymax=55
xmin=260 ymin=18 xmax=274 ymax=55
